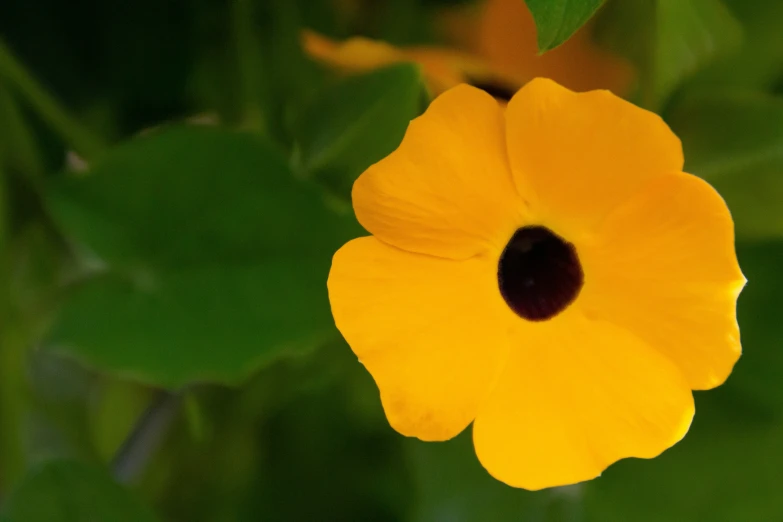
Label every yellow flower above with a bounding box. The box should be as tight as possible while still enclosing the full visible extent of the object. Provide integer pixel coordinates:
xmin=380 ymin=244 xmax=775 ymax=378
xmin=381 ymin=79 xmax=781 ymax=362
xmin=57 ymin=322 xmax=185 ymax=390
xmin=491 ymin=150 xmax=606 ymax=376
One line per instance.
xmin=327 ymin=79 xmax=745 ymax=490
xmin=302 ymin=30 xmax=518 ymax=98
xmin=442 ymin=0 xmax=633 ymax=95
xmin=304 ymin=0 xmax=632 ymax=99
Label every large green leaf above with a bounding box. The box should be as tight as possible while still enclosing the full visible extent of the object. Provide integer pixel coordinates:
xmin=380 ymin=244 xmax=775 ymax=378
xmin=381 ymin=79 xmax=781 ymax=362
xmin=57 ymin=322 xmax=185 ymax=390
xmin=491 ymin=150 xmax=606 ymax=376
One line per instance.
xmin=292 ymin=64 xmax=424 ymax=198
xmin=0 ymin=459 xmax=161 ymax=522
xmin=524 ymin=0 xmax=607 ymax=52
xmin=45 ymin=126 xmax=356 ymax=388
xmin=596 ymin=0 xmax=742 ymax=108
xmin=668 ymin=91 xmax=783 ymax=239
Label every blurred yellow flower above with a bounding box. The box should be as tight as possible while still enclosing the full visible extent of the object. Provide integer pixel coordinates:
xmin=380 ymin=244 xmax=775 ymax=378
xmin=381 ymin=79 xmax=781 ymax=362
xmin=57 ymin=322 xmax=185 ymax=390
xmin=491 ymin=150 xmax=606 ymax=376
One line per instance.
xmin=441 ymin=0 xmax=633 ymax=94
xmin=303 ymin=30 xmax=518 ymax=98
xmin=305 ymin=0 xmax=632 ymax=98
xmin=327 ymin=78 xmax=744 ymax=490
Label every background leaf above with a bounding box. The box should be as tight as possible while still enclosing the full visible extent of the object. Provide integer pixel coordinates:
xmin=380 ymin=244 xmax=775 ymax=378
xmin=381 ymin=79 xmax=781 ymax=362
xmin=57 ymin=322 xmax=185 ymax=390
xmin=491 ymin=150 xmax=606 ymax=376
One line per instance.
xmin=595 ymin=0 xmax=742 ymax=108
xmin=654 ymin=0 xmax=742 ymax=104
xmin=524 ymin=0 xmax=606 ymax=52
xmin=45 ymin=126 xmax=357 ymax=388
xmin=688 ymin=0 xmax=783 ymax=91
xmin=292 ymin=63 xmax=425 ymax=198
xmin=668 ymin=91 xmax=783 ymax=239
xmin=0 ymin=459 xmax=161 ymax=522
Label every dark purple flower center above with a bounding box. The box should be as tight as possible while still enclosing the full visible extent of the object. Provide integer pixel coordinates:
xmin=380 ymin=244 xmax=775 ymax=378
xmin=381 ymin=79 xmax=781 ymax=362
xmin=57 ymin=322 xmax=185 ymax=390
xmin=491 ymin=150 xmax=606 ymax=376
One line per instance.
xmin=497 ymin=226 xmax=583 ymax=321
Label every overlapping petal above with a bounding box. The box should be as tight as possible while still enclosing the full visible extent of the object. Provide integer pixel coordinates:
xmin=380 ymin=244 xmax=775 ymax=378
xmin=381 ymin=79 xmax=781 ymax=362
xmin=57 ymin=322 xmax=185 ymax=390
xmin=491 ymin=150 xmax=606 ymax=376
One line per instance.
xmin=473 ymin=311 xmax=694 ymax=490
xmin=328 ymin=237 xmax=515 ymax=440
xmin=353 ymin=85 xmax=525 ymax=259
xmin=505 ymin=78 xmax=684 ymax=240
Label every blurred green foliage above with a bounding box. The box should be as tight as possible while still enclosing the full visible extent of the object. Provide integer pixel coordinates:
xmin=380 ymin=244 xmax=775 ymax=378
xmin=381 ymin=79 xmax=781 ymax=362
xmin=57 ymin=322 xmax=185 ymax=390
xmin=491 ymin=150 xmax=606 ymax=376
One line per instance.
xmin=595 ymin=0 xmax=743 ymax=109
xmin=0 ymin=460 xmax=162 ymax=522
xmin=669 ymin=92 xmax=783 ymax=239
xmin=292 ymin=63 xmax=425 ymax=198
xmin=0 ymin=0 xmax=782 ymax=521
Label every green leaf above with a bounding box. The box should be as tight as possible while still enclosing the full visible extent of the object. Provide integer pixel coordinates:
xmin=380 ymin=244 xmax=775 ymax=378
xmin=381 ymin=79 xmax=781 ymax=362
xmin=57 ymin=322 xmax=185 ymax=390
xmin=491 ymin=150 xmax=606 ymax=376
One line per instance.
xmin=654 ymin=0 xmax=743 ymax=104
xmin=668 ymin=91 xmax=783 ymax=239
xmin=45 ymin=126 xmax=356 ymax=388
xmin=583 ymin=393 xmax=783 ymax=522
xmin=52 ymin=262 xmax=336 ymax=387
xmin=292 ymin=64 xmax=424 ymax=198
xmin=524 ymin=0 xmax=607 ymax=52
xmin=0 ymin=459 xmax=161 ymax=522
xmin=595 ymin=0 xmax=742 ymax=108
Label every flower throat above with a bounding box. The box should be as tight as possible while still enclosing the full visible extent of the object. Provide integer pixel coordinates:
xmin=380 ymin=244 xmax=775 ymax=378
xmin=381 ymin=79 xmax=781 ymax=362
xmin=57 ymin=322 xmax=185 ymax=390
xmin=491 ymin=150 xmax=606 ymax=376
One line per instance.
xmin=467 ymin=77 xmax=516 ymax=102
xmin=497 ymin=226 xmax=583 ymax=321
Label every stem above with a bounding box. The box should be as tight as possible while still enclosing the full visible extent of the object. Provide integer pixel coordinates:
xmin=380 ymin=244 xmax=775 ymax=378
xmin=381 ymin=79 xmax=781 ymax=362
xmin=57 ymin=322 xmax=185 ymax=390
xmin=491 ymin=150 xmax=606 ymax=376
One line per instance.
xmin=0 ymin=328 xmax=28 ymax=489
xmin=0 ymin=84 xmax=43 ymax=179
xmin=0 ymin=134 xmax=6 ymax=254
xmin=111 ymin=391 xmax=181 ymax=485
xmin=0 ymin=177 xmax=28 ymax=488
xmin=0 ymin=149 xmax=23 ymax=490
xmin=0 ymin=39 xmax=105 ymax=160
xmin=232 ymin=0 xmax=267 ymax=134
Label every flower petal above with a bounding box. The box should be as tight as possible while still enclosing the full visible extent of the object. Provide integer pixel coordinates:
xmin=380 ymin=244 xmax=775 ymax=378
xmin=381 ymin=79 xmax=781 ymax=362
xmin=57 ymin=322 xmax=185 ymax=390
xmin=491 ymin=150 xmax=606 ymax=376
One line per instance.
xmin=328 ymin=237 xmax=515 ymax=440
xmin=302 ymin=30 xmax=405 ymax=72
xmin=353 ymin=84 xmax=525 ymax=260
xmin=579 ymin=172 xmax=745 ymax=390
xmin=302 ymin=30 xmax=513 ymax=94
xmin=505 ymin=78 xmax=684 ymax=240
xmin=472 ymin=311 xmax=694 ymax=491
